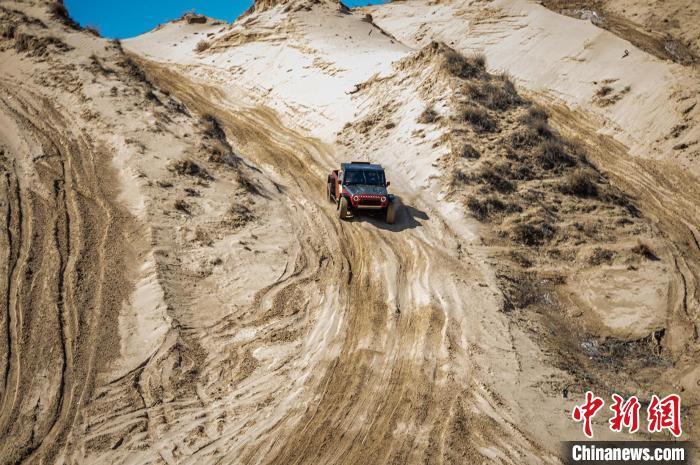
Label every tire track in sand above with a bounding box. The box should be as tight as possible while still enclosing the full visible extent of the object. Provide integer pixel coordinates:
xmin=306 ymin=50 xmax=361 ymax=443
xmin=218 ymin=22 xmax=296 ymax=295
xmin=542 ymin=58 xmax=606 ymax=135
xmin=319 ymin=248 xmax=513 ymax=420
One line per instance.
xmin=0 ymin=80 xmax=138 ymax=465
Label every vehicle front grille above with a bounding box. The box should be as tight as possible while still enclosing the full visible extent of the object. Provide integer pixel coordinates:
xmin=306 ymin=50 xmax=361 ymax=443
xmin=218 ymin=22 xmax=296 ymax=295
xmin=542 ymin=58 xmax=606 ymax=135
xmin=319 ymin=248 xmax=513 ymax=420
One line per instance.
xmin=359 ymin=197 xmax=382 ymax=206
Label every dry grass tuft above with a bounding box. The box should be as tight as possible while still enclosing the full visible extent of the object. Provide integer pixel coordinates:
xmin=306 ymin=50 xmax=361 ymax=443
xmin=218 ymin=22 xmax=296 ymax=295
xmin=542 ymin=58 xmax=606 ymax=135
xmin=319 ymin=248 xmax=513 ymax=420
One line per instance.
xmin=631 ymin=241 xmax=658 ymax=260
xmin=417 ymin=106 xmax=439 ymax=124
xmin=560 ymin=168 xmax=599 ymax=197
xmin=510 ymin=219 xmax=556 ymax=246
xmin=224 ymin=204 xmax=254 ymax=229
xmin=537 ymin=139 xmax=576 ymax=170
xmin=457 ymin=104 xmax=497 ymax=133
xmin=174 ymin=199 xmax=191 ymax=214
xmin=195 ymin=40 xmax=211 ymax=53
xmin=453 ymin=143 xmax=480 ymax=159
xmin=588 ymin=247 xmax=615 ymax=265
xmin=439 ymin=44 xmax=485 ymax=78
xmin=467 ymin=74 xmax=521 ymax=111
xmin=48 ymin=2 xmax=80 ymax=29
xmin=168 ymin=159 xmax=211 ymax=179
xmin=467 ymin=195 xmax=520 ymax=221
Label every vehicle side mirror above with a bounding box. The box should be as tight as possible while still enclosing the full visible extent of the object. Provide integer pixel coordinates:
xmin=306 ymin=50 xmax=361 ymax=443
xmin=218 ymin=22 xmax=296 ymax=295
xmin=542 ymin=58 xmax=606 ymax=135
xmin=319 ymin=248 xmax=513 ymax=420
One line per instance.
xmin=386 ymin=181 xmax=391 ymax=187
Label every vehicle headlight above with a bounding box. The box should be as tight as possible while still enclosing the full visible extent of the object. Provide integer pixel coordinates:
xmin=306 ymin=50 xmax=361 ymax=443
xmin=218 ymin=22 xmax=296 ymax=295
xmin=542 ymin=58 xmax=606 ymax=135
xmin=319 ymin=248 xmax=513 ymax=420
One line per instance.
xmin=380 ymin=196 xmax=387 ymax=203
xmin=352 ymin=195 xmax=359 ymax=202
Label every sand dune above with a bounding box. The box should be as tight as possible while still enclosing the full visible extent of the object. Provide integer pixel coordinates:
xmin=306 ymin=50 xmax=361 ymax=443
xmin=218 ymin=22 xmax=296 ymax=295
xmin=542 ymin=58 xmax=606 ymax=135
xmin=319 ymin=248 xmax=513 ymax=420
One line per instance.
xmin=1 ymin=0 xmax=698 ymax=463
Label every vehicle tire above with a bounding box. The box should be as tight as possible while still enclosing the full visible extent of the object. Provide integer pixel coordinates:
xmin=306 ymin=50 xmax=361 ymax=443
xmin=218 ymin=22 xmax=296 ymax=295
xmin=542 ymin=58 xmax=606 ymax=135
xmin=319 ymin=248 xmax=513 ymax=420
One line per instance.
xmin=385 ymin=201 xmax=396 ymax=224
xmin=327 ymin=184 xmax=334 ymax=203
xmin=339 ymin=197 xmax=349 ymax=220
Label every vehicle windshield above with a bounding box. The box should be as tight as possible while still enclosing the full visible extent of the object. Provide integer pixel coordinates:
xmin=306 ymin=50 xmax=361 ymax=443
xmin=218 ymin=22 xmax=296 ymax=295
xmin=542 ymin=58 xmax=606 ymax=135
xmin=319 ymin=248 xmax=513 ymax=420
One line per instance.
xmin=343 ymin=169 xmax=385 ymax=186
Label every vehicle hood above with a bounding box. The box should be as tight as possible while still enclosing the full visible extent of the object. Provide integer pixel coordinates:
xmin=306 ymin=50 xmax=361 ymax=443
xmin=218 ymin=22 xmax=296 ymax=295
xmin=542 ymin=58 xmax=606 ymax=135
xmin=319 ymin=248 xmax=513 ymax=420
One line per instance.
xmin=344 ymin=184 xmax=388 ymax=196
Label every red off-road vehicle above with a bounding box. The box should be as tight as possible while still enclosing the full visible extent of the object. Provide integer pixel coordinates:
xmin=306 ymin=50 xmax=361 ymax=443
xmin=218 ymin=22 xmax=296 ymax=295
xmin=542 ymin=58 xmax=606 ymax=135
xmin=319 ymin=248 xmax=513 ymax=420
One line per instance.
xmin=327 ymin=162 xmax=397 ymax=224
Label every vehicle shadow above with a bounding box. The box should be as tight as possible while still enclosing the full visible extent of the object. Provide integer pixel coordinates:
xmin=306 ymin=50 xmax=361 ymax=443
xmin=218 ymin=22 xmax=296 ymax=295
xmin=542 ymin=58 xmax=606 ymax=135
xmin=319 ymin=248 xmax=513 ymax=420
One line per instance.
xmin=350 ymin=197 xmax=428 ymax=232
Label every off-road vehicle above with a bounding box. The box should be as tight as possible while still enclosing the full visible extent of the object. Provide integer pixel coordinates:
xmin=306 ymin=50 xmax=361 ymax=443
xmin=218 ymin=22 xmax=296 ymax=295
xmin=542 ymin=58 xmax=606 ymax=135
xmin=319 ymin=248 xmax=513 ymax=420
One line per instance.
xmin=327 ymin=161 xmax=397 ymax=224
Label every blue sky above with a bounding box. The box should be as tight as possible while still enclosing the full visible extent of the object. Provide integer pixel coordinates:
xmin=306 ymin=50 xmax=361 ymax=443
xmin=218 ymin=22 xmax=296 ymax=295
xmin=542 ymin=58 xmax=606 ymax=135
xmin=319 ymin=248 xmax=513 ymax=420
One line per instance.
xmin=65 ymin=0 xmax=387 ymax=39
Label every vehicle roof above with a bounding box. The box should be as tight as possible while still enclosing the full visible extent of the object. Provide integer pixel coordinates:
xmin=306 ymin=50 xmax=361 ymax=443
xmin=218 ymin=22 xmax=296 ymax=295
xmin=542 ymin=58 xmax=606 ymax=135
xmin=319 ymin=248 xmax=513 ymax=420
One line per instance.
xmin=341 ymin=162 xmax=384 ymax=171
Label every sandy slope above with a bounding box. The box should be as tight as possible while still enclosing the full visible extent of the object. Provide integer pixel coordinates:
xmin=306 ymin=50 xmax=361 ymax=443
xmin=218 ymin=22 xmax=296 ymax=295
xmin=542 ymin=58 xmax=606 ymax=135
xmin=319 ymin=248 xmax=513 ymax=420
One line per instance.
xmin=125 ymin=0 xmax=698 ymax=459
xmin=367 ymin=0 xmax=700 ymax=177
xmin=1 ymin=0 xmax=699 ymax=464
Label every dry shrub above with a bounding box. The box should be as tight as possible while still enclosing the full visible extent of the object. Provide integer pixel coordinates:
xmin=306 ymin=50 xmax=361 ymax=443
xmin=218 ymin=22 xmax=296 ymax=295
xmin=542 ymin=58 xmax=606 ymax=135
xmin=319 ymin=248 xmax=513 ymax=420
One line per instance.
xmin=560 ymin=168 xmax=598 ymax=197
xmin=596 ymin=85 xmax=613 ymax=97
xmin=472 ymin=52 xmax=486 ymax=68
xmin=441 ymin=45 xmax=485 ymax=79
xmin=48 ymin=2 xmax=80 ymax=29
xmin=0 ymin=23 xmax=16 ymax=39
xmin=201 ymin=114 xmax=226 ymax=139
xmin=458 ymin=104 xmax=497 ymax=133
xmin=467 ymin=74 xmax=520 ymax=111
xmin=14 ymin=33 xmax=70 ymax=55
xmin=85 ymin=25 xmax=100 ymax=36
xmin=467 ymin=195 xmax=519 ymax=221
xmin=454 ymin=143 xmax=480 ymax=159
xmin=117 ymin=57 xmax=147 ymax=82
xmin=520 ymin=106 xmax=554 ymax=140
xmin=537 ymin=140 xmax=575 ymax=170
xmin=510 ymin=219 xmax=556 ymax=246
xmin=475 ymin=164 xmax=515 ymax=193
xmin=588 ymin=247 xmax=615 ymax=265
xmin=174 ymin=199 xmax=191 ymax=214
xmin=111 ymin=38 xmax=123 ymax=52
xmin=195 ymin=40 xmax=211 ymax=52
xmin=417 ymin=106 xmax=439 ymax=124
xmin=168 ymin=159 xmax=211 ymax=179
xmin=631 ymin=241 xmax=658 ymax=260
xmin=224 ymin=204 xmax=254 ymax=229
xmin=509 ymin=128 xmax=541 ymax=150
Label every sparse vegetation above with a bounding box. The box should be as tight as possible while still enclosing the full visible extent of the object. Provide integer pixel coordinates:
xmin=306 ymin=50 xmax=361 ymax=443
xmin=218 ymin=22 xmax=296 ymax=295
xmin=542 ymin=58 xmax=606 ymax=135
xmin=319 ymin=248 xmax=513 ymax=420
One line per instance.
xmin=223 ymin=204 xmax=254 ymax=229
xmin=195 ymin=40 xmax=211 ymax=53
xmin=537 ymin=139 xmax=575 ymax=170
xmin=467 ymin=195 xmax=520 ymax=221
xmin=631 ymin=241 xmax=658 ymax=260
xmin=475 ymin=164 xmax=515 ymax=193
xmin=48 ymin=2 xmax=81 ymax=29
xmin=436 ymin=42 xmax=485 ymax=79
xmin=588 ymin=247 xmax=615 ymax=265
xmin=117 ymin=57 xmax=147 ymax=82
xmin=520 ymin=106 xmax=554 ymax=139
xmin=174 ymin=199 xmax=191 ymax=214
xmin=0 ymin=23 xmax=15 ymax=39
xmin=510 ymin=219 xmax=556 ymax=246
xmin=168 ymin=159 xmax=211 ymax=179
xmin=417 ymin=106 xmax=439 ymax=124
xmin=13 ymin=32 xmax=71 ymax=56
xmin=472 ymin=52 xmax=486 ymax=68
xmin=596 ymin=85 xmax=613 ymax=97
xmin=457 ymin=104 xmax=497 ymax=132
xmin=560 ymin=168 xmax=599 ymax=197
xmin=85 ymin=25 xmax=100 ymax=37
xmin=200 ymin=114 xmax=239 ymax=167
xmin=466 ymin=74 xmax=521 ymax=111
xmin=454 ymin=143 xmax=480 ymax=159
